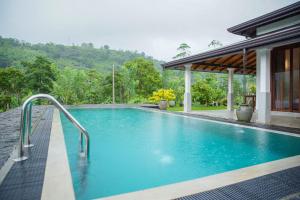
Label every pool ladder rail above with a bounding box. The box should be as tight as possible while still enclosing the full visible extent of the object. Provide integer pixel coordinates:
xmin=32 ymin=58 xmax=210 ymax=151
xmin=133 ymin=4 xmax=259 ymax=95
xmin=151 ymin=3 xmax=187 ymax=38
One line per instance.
xmin=13 ymin=94 xmax=90 ymax=162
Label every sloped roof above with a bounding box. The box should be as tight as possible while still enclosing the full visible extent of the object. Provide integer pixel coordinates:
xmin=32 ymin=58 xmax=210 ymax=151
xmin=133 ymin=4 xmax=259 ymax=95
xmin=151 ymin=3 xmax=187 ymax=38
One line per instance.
xmin=227 ymin=1 xmax=300 ymax=37
xmin=162 ymin=25 xmax=300 ymax=75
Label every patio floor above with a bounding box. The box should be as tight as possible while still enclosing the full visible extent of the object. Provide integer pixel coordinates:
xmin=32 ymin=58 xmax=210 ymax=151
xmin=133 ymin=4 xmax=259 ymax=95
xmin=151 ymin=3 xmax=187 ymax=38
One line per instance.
xmin=188 ymin=109 xmax=300 ymax=129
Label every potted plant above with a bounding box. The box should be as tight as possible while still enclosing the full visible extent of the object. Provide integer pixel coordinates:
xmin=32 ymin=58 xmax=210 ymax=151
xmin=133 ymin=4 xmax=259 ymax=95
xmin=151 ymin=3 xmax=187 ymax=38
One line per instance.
xmin=236 ymin=103 xmax=253 ymax=122
xmin=168 ymin=100 xmax=176 ymax=107
xmin=149 ymin=89 xmax=176 ymax=110
xmin=159 ymin=99 xmax=168 ymax=110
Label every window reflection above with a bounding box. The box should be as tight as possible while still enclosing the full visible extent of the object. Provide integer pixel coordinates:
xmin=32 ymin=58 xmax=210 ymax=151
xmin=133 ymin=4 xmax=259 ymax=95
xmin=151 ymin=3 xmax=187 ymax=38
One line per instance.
xmin=272 ymin=44 xmax=300 ymax=112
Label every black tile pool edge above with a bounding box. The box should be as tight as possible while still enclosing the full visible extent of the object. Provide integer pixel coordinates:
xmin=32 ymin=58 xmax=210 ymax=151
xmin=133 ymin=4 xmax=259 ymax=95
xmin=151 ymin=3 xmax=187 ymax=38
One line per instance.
xmin=0 ymin=108 xmax=53 ymax=200
xmin=0 ymin=106 xmax=300 ymax=200
xmin=177 ymin=165 xmax=300 ymax=200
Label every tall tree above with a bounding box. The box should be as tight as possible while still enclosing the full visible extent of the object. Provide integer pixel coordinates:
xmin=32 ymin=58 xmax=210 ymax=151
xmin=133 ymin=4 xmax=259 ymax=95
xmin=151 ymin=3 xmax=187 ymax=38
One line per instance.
xmin=0 ymin=67 xmax=26 ymax=110
xmin=208 ymin=40 xmax=223 ymax=49
xmin=23 ymin=56 xmax=57 ymax=94
xmin=124 ymin=58 xmax=162 ymax=98
xmin=173 ymin=43 xmax=191 ymax=59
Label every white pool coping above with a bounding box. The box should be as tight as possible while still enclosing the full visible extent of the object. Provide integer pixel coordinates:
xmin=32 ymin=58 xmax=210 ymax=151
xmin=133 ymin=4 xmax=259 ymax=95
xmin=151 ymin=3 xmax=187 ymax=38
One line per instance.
xmin=41 ymin=109 xmax=75 ymax=200
xmin=43 ymin=106 xmax=300 ymax=200
xmin=101 ymin=155 xmax=300 ymax=200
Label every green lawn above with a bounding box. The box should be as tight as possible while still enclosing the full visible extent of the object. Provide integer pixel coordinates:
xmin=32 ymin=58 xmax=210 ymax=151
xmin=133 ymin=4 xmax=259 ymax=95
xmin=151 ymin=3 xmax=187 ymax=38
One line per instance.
xmin=167 ymin=105 xmax=227 ymax=112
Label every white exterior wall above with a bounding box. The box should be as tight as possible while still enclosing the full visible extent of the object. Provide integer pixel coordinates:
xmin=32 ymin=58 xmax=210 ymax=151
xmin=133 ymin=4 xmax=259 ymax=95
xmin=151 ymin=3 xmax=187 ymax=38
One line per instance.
xmin=257 ymin=14 xmax=300 ymax=36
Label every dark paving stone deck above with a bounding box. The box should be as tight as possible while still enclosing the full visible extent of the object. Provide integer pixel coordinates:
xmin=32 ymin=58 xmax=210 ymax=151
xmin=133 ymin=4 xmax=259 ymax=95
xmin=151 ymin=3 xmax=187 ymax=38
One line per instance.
xmin=178 ymin=166 xmax=300 ymax=200
xmin=0 ymin=106 xmax=48 ymax=169
xmin=0 ymin=108 xmax=53 ymax=200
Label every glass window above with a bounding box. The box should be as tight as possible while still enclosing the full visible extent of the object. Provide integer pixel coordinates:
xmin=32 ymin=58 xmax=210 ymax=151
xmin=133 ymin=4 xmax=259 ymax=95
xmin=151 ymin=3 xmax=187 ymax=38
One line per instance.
xmin=272 ymin=43 xmax=300 ymax=112
xmin=293 ymin=48 xmax=300 ymax=111
xmin=273 ymin=49 xmax=290 ymax=111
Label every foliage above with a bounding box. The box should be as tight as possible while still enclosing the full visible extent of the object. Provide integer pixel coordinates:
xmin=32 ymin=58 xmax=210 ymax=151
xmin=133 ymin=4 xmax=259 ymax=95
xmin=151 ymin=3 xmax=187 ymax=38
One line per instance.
xmin=53 ymin=67 xmax=108 ymax=105
xmin=0 ymin=36 xmax=257 ymax=112
xmin=0 ymin=67 xmax=26 ymax=110
xmin=23 ymin=56 xmax=57 ymax=94
xmin=173 ymin=43 xmax=191 ymax=59
xmin=191 ymin=74 xmax=226 ymax=105
xmin=208 ymin=40 xmax=223 ymax=49
xmin=124 ymin=58 xmax=162 ymax=97
xmin=127 ymin=96 xmax=149 ymax=104
xmin=249 ymin=84 xmax=256 ymax=95
xmin=149 ymin=89 xmax=176 ymax=103
xmin=162 ymin=70 xmax=184 ymax=103
xmin=167 ymin=104 xmax=226 ymax=112
xmin=192 ymin=79 xmax=213 ymax=105
xmin=0 ymin=36 xmax=163 ymax=72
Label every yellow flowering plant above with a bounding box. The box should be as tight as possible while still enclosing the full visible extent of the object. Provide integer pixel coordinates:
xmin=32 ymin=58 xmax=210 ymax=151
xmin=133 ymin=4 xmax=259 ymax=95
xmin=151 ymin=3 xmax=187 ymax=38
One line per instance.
xmin=149 ymin=89 xmax=176 ymax=103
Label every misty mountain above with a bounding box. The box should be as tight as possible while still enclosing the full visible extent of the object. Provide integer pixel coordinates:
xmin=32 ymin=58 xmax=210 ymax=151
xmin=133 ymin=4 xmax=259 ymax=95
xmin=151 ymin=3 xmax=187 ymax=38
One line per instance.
xmin=0 ymin=36 xmax=164 ymax=72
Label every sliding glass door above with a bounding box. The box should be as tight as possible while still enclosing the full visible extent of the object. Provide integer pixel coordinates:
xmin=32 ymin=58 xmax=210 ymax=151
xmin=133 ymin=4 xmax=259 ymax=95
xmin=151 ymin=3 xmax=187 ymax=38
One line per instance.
xmin=293 ymin=47 xmax=300 ymax=111
xmin=271 ymin=43 xmax=300 ymax=112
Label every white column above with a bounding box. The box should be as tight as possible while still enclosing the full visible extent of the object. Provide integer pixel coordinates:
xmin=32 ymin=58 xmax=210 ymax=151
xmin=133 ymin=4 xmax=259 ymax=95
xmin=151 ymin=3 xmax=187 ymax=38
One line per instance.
xmin=256 ymin=52 xmax=260 ymax=111
xmin=257 ymin=48 xmax=271 ymax=124
xmin=227 ymin=68 xmax=234 ymax=111
xmin=184 ymin=64 xmax=192 ymax=112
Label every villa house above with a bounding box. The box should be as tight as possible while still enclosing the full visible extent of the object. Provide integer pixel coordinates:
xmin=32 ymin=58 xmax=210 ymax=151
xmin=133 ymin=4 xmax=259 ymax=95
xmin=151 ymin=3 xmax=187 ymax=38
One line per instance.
xmin=162 ymin=1 xmax=300 ymax=126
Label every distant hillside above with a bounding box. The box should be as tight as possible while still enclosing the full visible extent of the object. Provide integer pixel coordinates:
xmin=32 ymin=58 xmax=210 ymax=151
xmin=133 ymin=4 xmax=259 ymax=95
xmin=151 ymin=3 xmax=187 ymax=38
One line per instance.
xmin=0 ymin=36 xmax=164 ymax=72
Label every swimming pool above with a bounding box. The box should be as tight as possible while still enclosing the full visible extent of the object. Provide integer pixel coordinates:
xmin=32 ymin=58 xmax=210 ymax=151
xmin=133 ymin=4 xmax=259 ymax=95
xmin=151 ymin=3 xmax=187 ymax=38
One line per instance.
xmin=60 ymin=108 xmax=300 ymax=199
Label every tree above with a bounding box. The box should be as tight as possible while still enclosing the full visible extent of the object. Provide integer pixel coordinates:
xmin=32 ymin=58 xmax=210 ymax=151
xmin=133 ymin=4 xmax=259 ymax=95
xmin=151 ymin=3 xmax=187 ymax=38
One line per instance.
xmin=208 ymin=40 xmax=223 ymax=49
xmin=52 ymin=67 xmax=105 ymax=104
xmin=149 ymin=89 xmax=176 ymax=103
xmin=0 ymin=67 xmax=26 ymax=110
xmin=162 ymin=70 xmax=184 ymax=103
xmin=173 ymin=43 xmax=191 ymax=59
xmin=23 ymin=56 xmax=57 ymax=94
xmin=192 ymin=79 xmax=213 ymax=105
xmin=85 ymin=69 xmax=104 ymax=103
xmin=124 ymin=58 xmax=162 ymax=98
xmin=52 ymin=67 xmax=79 ymax=104
xmin=103 ymin=67 xmax=126 ymax=103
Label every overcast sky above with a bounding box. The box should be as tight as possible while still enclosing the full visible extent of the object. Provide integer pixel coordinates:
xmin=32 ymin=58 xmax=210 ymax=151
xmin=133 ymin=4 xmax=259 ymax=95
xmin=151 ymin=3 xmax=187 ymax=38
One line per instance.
xmin=0 ymin=0 xmax=298 ymax=61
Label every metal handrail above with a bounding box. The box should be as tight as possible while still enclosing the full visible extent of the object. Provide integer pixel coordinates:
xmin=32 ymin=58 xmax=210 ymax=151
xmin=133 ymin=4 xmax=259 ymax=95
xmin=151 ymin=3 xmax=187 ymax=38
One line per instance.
xmin=14 ymin=94 xmax=90 ymax=162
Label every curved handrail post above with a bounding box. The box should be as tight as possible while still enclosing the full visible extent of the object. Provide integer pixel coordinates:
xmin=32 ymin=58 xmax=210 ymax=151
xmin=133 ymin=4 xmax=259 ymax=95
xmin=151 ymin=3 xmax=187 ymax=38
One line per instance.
xmin=13 ymin=103 xmax=29 ymax=162
xmin=13 ymin=94 xmax=90 ymax=162
xmin=24 ymin=102 xmax=33 ymax=148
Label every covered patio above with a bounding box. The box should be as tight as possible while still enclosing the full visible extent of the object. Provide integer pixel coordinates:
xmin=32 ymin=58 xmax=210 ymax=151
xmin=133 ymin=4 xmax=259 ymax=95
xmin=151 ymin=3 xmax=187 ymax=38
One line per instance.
xmin=162 ymin=25 xmax=300 ymax=128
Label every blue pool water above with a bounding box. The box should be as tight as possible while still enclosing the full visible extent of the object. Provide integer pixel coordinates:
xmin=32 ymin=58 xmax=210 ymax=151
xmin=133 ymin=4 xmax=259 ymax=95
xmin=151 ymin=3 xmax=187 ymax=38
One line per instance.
xmin=60 ymin=108 xmax=300 ymax=199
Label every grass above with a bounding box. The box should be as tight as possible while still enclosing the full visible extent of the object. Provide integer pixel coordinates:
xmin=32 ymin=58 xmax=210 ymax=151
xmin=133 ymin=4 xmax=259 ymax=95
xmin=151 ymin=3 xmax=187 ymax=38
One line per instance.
xmin=167 ymin=105 xmax=227 ymax=112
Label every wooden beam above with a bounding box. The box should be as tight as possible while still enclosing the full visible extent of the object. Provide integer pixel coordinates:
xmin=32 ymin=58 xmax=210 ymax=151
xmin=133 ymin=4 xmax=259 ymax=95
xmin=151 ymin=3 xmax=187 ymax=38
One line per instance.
xmin=219 ymin=67 xmax=227 ymax=72
xmin=202 ymin=66 xmax=211 ymax=70
xmin=234 ymin=52 xmax=256 ymax=66
xmin=210 ymin=66 xmax=219 ymax=71
xmin=245 ymin=55 xmax=256 ymax=65
xmin=196 ymin=62 xmax=255 ymax=69
xmin=209 ymin=57 xmax=223 ymax=63
xmin=219 ymin=55 xmax=236 ymax=64
xmin=226 ymin=55 xmax=243 ymax=66
xmin=247 ymin=59 xmax=256 ymax=66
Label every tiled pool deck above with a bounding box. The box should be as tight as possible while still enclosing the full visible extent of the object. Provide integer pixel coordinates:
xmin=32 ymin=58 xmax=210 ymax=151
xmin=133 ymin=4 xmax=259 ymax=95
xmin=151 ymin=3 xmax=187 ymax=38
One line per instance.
xmin=0 ymin=108 xmax=53 ymax=200
xmin=0 ymin=106 xmax=48 ymax=169
xmin=0 ymin=105 xmax=300 ymax=200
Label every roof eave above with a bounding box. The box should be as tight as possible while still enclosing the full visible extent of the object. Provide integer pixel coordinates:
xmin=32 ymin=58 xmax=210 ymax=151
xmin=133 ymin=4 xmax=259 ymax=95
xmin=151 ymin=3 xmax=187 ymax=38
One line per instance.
xmin=162 ymin=26 xmax=300 ymax=68
xmin=227 ymin=1 xmax=300 ymax=37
